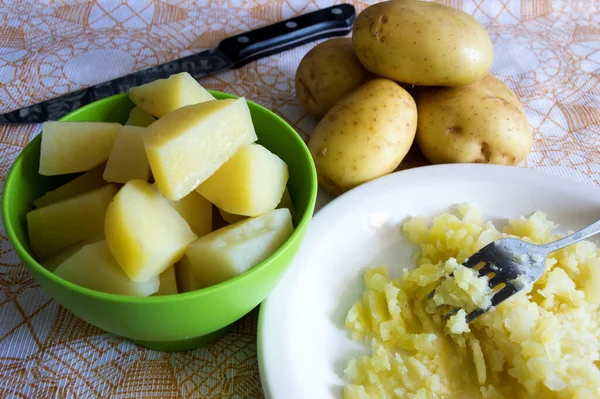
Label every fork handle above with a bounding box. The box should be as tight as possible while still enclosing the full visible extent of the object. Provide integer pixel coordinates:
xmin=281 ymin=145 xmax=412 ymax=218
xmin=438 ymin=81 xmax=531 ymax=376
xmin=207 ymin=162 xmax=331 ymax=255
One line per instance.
xmin=539 ymin=218 xmax=600 ymax=254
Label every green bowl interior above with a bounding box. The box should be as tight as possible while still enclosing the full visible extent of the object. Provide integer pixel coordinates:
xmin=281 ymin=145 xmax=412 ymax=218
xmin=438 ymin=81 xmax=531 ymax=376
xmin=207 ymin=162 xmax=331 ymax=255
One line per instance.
xmin=2 ymin=91 xmax=317 ymax=304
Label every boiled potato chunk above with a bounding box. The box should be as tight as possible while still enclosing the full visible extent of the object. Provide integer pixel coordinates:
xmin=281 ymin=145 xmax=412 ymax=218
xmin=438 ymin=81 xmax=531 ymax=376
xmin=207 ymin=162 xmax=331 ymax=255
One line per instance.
xmin=211 ymin=205 xmax=229 ymax=231
xmin=154 ymin=265 xmax=178 ymax=296
xmin=143 ymin=98 xmax=258 ymax=201
xmin=129 ymin=72 xmax=214 ymax=118
xmin=55 ymin=241 xmax=159 ymax=296
xmin=277 ymin=187 xmax=295 ymax=219
xmin=175 ymin=256 xmax=201 ymax=293
xmin=103 ymin=126 xmax=151 ymax=184
xmin=185 ymin=208 xmax=294 ymax=288
xmin=39 ymin=241 xmax=89 ymax=272
xmin=27 ymin=184 xmax=118 ymax=259
xmin=219 ymin=208 xmax=247 ymax=224
xmin=154 ymin=185 xmax=212 ymax=237
xmin=218 ymin=187 xmax=293 ymax=224
xmin=197 ymin=144 xmax=288 ymax=216
xmin=39 ymin=121 xmax=121 ymax=175
xmin=352 ymin=1 xmax=494 ymax=86
xmin=169 ymin=192 xmax=212 ymax=238
xmin=104 ymin=179 xmax=197 ymax=283
xmin=125 ymin=106 xmax=156 ymax=127
xmin=33 ymin=164 xmax=106 ymax=208
xmin=413 ymin=74 xmax=533 ymax=165
xmin=308 ymin=79 xmax=417 ymax=196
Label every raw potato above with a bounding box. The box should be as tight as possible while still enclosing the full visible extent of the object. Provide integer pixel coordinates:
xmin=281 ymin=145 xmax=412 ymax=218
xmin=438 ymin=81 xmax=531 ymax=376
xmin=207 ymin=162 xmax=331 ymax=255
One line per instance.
xmin=143 ymin=98 xmax=258 ymax=201
xmin=55 ymin=241 xmax=159 ymax=296
xmin=129 ymin=72 xmax=214 ymax=118
xmin=104 ymin=180 xmax=197 ymax=283
xmin=413 ymin=74 xmax=533 ymax=165
xmin=352 ymin=0 xmax=494 ymax=86
xmin=27 ymin=184 xmax=118 ymax=259
xmin=33 ymin=164 xmax=106 ymax=208
xmin=308 ymin=79 xmax=417 ymax=197
xmin=39 ymin=121 xmax=121 ymax=175
xmin=153 ymin=265 xmax=178 ymax=296
xmin=125 ymin=106 xmax=156 ymax=127
xmin=184 ymin=208 xmax=294 ymax=288
xmin=103 ymin=126 xmax=151 ymax=184
xmin=295 ymin=38 xmax=372 ymax=119
xmin=196 ymin=144 xmax=289 ymax=217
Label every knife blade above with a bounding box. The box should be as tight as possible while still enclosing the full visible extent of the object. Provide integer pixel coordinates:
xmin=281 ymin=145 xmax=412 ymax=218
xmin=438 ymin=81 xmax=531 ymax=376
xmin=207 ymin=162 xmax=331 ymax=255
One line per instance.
xmin=0 ymin=4 xmax=356 ymax=124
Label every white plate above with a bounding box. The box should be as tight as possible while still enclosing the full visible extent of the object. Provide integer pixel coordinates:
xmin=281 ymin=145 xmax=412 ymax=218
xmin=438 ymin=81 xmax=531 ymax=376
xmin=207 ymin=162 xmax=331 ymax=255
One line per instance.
xmin=257 ymin=164 xmax=600 ymax=399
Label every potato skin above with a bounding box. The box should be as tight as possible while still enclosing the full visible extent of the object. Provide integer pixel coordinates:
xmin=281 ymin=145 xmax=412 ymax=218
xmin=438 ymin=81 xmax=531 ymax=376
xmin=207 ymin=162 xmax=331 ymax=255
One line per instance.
xmin=352 ymin=0 xmax=494 ymax=86
xmin=413 ymin=74 xmax=532 ymax=165
xmin=295 ymin=38 xmax=372 ymax=119
xmin=308 ymin=78 xmax=417 ymax=196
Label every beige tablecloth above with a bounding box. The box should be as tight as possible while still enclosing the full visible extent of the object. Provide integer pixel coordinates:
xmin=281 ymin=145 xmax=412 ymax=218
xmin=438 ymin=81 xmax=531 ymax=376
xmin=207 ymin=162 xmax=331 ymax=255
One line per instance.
xmin=0 ymin=1 xmax=599 ymax=398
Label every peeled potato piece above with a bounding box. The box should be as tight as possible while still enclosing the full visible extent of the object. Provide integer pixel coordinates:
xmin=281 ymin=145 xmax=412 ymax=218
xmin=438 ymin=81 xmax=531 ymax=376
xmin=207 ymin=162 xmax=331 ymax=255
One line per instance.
xmin=125 ymin=106 xmax=156 ymax=127
xmin=219 ymin=208 xmax=247 ymax=224
xmin=143 ymin=97 xmax=257 ymax=201
xmin=196 ymin=144 xmax=288 ymax=216
xmin=54 ymin=241 xmax=159 ymax=296
xmin=129 ymin=72 xmax=214 ymax=118
xmin=152 ymin=184 xmax=212 ymax=238
xmin=39 ymin=121 xmax=121 ymax=175
xmin=184 ymin=208 xmax=294 ymax=288
xmin=153 ymin=265 xmax=178 ymax=296
xmin=27 ymin=184 xmax=119 ymax=259
xmin=175 ymin=256 xmax=201 ymax=293
xmin=33 ymin=164 xmax=106 ymax=208
xmin=103 ymin=126 xmax=151 ymax=184
xmin=217 ymin=187 xmax=295 ymax=224
xmin=39 ymin=241 xmax=91 ymax=272
xmin=277 ymin=187 xmax=295 ymax=220
xmin=104 ymin=179 xmax=197 ymax=283
xmin=211 ymin=205 xmax=229 ymax=231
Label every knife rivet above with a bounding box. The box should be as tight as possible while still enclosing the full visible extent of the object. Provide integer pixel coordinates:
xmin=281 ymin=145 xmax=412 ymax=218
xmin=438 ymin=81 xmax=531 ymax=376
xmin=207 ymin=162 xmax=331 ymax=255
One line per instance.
xmin=285 ymin=21 xmax=298 ymax=29
xmin=237 ymin=36 xmax=250 ymax=43
xmin=331 ymin=7 xmax=342 ymax=15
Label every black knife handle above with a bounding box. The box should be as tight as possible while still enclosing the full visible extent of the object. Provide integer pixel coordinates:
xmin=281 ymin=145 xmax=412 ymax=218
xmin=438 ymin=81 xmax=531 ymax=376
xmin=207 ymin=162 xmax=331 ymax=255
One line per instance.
xmin=218 ymin=4 xmax=356 ymax=69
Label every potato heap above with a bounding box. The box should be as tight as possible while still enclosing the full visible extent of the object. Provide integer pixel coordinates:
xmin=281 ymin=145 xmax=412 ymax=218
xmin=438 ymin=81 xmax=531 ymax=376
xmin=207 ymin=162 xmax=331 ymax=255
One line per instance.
xmin=27 ymin=72 xmax=295 ymax=296
xmin=344 ymin=206 xmax=600 ymax=398
xmin=296 ymin=0 xmax=533 ymax=197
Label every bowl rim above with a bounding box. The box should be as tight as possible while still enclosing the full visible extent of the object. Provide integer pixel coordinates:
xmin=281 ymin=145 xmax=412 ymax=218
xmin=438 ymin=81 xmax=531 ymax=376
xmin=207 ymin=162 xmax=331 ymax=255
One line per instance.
xmin=1 ymin=90 xmax=318 ymax=303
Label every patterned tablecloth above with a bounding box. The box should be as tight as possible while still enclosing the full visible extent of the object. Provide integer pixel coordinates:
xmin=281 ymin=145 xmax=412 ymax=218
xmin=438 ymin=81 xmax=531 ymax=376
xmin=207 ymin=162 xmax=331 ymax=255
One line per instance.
xmin=0 ymin=1 xmax=599 ymax=398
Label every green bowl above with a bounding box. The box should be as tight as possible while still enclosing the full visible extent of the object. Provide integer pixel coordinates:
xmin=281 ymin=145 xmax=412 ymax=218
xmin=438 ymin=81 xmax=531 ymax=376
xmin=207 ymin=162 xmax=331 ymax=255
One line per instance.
xmin=1 ymin=92 xmax=317 ymax=351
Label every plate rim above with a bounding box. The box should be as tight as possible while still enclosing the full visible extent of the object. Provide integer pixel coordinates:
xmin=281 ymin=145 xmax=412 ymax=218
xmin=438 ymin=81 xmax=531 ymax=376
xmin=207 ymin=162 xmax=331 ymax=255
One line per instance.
xmin=256 ymin=163 xmax=600 ymax=398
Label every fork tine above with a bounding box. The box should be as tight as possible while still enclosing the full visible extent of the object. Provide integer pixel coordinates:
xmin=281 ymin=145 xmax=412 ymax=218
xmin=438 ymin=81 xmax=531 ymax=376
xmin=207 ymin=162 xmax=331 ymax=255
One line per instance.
xmin=476 ymin=263 xmax=495 ymax=277
xmin=464 ymin=284 xmax=520 ymax=323
xmin=427 ymin=288 xmax=437 ymax=299
xmin=464 ymin=307 xmax=487 ymax=323
xmin=486 ymin=273 xmax=504 ymax=288
xmin=443 ymin=307 xmax=460 ymax=319
xmin=490 ymin=284 xmax=519 ymax=308
xmin=427 ymin=271 xmax=454 ymax=299
xmin=462 ymin=251 xmax=485 ymax=269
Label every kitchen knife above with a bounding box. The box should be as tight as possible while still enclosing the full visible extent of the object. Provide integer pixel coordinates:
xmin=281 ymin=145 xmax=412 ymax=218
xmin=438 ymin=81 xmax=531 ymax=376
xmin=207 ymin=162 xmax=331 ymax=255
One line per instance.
xmin=0 ymin=4 xmax=356 ymax=124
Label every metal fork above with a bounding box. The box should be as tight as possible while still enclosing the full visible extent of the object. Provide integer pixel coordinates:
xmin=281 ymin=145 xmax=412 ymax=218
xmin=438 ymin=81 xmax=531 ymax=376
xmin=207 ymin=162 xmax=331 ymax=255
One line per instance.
xmin=431 ymin=218 xmax=600 ymax=323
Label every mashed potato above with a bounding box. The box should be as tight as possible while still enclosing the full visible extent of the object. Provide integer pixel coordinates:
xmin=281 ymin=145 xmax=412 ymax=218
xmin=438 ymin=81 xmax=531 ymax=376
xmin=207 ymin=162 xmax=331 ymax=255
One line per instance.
xmin=344 ymin=205 xmax=600 ymax=399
